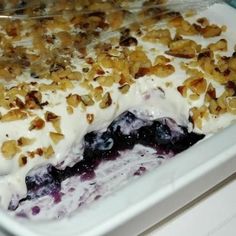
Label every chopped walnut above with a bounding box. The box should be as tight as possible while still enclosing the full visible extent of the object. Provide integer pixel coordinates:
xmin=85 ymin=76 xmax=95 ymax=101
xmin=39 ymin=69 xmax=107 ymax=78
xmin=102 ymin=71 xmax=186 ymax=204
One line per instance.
xmin=208 ymin=39 xmax=228 ymax=52
xmin=143 ymin=29 xmax=172 ymax=45
xmin=45 ymin=111 xmax=59 ymax=122
xmin=92 ymin=86 xmax=104 ymax=101
xmin=119 ymin=28 xmax=138 ymax=47
xmin=1 ymin=109 xmax=27 ymax=122
xmin=18 ymin=155 xmax=28 ymax=167
xmin=96 ymin=75 xmax=114 ymax=87
xmin=149 ymin=64 xmax=175 ymax=78
xmin=209 ymin=99 xmax=221 ymax=115
xmin=198 ymin=24 xmax=222 ymax=38
xmin=15 ymin=97 xmax=25 ymax=109
xmin=190 ymin=105 xmax=209 ymax=129
xmin=177 ymin=85 xmax=187 ymax=97
xmin=154 ymin=55 xmax=171 ymax=66
xmin=1 ymin=140 xmax=19 ymax=159
xmin=189 ymin=94 xmax=200 ymax=101
xmin=43 ymin=145 xmax=55 ymax=159
xmin=67 ymin=106 xmax=74 ymax=114
xmin=119 ymin=74 xmax=134 ymax=86
xmin=81 ymin=95 xmax=95 ymax=106
xmin=135 ymin=67 xmax=150 ymax=79
xmin=67 ymin=71 xmax=82 ymax=81
xmin=66 ymin=94 xmax=81 ymax=108
xmin=229 ymin=56 xmax=236 ymax=71
xmin=197 ymin=17 xmax=209 ymax=27
xmin=184 ymin=77 xmax=207 ymax=95
xmin=52 ymin=119 xmax=62 ymax=133
xmin=5 ymin=20 xmax=21 ymax=37
xmin=86 ymin=114 xmax=94 ymax=124
xmin=107 ymin=10 xmax=124 ymax=29
xmin=99 ymin=92 xmax=112 ymax=109
xmin=25 ymin=90 xmax=42 ymax=109
xmin=118 ymin=84 xmax=130 ymax=94
xmin=35 ymin=148 xmax=44 ymax=156
xmin=169 ymin=16 xmax=198 ymax=36
xmin=166 ymin=39 xmax=200 ymax=59
xmin=49 ymin=132 xmax=64 ymax=144
xmin=17 ymin=137 xmax=35 ymax=146
xmin=205 ymin=83 xmax=216 ymax=102
xmin=227 ymin=97 xmax=236 ymax=114
xmin=29 ymin=117 xmax=45 ymax=131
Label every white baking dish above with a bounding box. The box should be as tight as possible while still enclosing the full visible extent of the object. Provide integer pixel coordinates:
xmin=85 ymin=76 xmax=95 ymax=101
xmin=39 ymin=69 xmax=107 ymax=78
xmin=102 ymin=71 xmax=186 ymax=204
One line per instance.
xmin=0 ymin=3 xmax=236 ymax=236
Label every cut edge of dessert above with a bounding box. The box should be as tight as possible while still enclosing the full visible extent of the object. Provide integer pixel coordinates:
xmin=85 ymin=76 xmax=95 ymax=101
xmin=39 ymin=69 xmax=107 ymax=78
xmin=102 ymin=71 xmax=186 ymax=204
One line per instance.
xmin=9 ymin=110 xmax=204 ymax=212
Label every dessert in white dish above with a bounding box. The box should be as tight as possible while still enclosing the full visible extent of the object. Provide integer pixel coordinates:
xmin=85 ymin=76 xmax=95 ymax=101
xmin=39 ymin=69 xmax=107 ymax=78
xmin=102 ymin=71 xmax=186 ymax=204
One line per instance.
xmin=0 ymin=0 xmax=235 ymax=219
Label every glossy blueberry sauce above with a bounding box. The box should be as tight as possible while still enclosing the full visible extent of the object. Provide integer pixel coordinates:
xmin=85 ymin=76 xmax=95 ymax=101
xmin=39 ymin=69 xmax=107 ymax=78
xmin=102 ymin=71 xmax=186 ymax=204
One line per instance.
xmin=11 ymin=111 xmax=204 ymax=210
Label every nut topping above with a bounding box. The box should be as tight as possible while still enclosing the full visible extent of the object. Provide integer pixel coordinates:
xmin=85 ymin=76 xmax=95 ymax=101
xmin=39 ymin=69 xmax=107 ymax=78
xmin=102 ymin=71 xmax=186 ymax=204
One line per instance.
xmin=29 ymin=117 xmax=45 ymax=131
xmin=1 ymin=109 xmax=27 ymax=122
xmin=17 ymin=137 xmax=35 ymax=146
xmin=18 ymin=155 xmax=28 ymax=167
xmin=81 ymin=95 xmax=95 ymax=106
xmin=1 ymin=140 xmax=19 ymax=159
xmin=49 ymin=132 xmax=64 ymax=144
xmin=45 ymin=111 xmax=59 ymax=122
xmin=86 ymin=114 xmax=95 ymax=124
xmin=99 ymin=92 xmax=112 ymax=109
xmin=0 ymin=0 xmax=235 ymax=170
xmin=43 ymin=145 xmax=55 ymax=159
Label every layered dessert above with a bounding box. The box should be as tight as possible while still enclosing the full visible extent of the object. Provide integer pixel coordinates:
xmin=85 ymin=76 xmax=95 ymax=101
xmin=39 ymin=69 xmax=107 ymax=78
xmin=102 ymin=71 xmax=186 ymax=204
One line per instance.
xmin=0 ymin=0 xmax=235 ymax=219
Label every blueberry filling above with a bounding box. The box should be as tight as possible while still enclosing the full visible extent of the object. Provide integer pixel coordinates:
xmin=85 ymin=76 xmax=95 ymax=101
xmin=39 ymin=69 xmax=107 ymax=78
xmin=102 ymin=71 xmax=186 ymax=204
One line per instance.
xmin=11 ymin=111 xmax=204 ymax=210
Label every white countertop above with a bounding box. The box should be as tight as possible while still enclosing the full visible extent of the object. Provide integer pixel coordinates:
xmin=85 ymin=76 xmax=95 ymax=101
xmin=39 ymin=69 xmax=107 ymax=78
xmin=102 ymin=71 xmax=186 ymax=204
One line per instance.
xmin=142 ymin=174 xmax=236 ymax=236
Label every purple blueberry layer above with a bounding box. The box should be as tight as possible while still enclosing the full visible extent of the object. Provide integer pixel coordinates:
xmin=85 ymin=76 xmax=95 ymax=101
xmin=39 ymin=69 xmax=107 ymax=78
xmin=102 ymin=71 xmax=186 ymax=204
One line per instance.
xmin=10 ymin=111 xmax=204 ymax=210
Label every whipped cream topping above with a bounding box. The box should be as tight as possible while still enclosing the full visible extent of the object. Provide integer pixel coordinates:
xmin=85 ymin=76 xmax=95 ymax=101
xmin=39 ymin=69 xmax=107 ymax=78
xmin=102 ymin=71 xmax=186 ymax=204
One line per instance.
xmin=0 ymin=1 xmax=235 ymax=211
xmin=0 ymin=71 xmax=189 ymax=208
